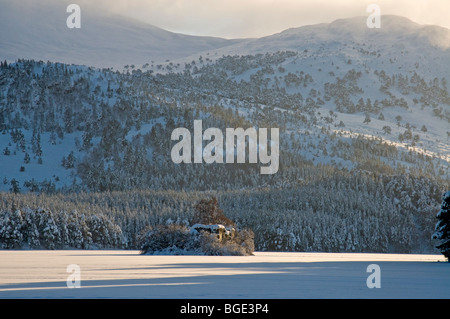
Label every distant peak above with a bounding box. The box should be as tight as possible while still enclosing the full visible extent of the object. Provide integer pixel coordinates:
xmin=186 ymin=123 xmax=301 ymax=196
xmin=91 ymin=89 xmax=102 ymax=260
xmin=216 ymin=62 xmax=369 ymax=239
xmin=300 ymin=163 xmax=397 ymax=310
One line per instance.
xmin=328 ymin=15 xmax=420 ymax=29
xmin=274 ymin=15 xmax=450 ymax=50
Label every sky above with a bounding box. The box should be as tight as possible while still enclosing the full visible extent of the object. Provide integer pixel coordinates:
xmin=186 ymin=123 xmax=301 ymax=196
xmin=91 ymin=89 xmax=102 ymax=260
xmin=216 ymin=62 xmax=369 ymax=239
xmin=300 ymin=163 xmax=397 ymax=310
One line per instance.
xmin=83 ymin=0 xmax=450 ymax=39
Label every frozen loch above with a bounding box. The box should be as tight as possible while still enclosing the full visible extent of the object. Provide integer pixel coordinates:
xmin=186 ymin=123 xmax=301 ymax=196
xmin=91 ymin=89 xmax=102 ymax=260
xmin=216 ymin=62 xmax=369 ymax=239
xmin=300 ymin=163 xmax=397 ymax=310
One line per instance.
xmin=0 ymin=250 xmax=448 ymax=299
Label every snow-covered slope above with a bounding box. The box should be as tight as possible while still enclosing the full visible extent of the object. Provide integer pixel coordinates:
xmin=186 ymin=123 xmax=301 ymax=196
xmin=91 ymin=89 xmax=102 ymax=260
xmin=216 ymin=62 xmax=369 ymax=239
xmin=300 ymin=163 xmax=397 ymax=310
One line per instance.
xmin=201 ymin=15 xmax=450 ymax=53
xmin=172 ymin=15 xmax=450 ymax=168
xmin=0 ymin=0 xmax=244 ymax=70
xmin=176 ymin=15 xmax=450 ymax=80
xmin=0 ymin=10 xmax=449 ymax=194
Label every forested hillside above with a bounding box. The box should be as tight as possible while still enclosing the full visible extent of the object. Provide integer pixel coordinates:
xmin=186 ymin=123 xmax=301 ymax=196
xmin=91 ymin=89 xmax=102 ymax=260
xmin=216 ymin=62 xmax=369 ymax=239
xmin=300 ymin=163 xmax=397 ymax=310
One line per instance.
xmin=0 ymin=54 xmax=447 ymax=193
xmin=1 ymin=16 xmax=449 ymax=253
xmin=0 ymin=172 xmax=445 ymax=252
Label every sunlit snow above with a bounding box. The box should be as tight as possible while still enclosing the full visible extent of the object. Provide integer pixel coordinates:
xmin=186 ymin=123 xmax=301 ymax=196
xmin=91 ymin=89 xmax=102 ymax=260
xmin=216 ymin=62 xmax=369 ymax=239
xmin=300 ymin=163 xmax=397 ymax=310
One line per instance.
xmin=0 ymin=250 xmax=448 ymax=298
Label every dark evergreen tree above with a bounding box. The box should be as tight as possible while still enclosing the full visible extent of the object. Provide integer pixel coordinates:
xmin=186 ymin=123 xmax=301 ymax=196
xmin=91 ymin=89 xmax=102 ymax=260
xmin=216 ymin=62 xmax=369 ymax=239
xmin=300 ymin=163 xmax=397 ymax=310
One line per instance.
xmin=61 ymin=151 xmax=76 ymax=169
xmin=64 ymin=107 xmax=73 ymax=133
xmin=10 ymin=179 xmax=20 ymax=194
xmin=31 ymin=129 xmax=42 ymax=157
xmin=432 ymin=191 xmax=450 ymax=261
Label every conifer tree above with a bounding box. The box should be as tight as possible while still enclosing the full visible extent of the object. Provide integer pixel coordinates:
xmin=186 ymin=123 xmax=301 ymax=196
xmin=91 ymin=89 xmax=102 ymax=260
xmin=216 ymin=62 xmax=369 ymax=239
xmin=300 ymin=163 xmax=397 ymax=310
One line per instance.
xmin=432 ymin=191 xmax=450 ymax=261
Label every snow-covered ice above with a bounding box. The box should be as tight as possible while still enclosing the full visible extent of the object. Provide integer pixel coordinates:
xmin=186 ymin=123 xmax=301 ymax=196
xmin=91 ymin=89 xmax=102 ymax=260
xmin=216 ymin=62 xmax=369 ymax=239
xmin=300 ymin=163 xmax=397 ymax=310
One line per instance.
xmin=0 ymin=250 xmax=448 ymax=299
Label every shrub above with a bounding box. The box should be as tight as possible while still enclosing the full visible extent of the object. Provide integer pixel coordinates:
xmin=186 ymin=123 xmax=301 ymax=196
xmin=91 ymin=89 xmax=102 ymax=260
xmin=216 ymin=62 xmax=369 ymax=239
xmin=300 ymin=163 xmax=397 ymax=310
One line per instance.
xmin=139 ymin=224 xmax=254 ymax=256
xmin=139 ymin=224 xmax=200 ymax=255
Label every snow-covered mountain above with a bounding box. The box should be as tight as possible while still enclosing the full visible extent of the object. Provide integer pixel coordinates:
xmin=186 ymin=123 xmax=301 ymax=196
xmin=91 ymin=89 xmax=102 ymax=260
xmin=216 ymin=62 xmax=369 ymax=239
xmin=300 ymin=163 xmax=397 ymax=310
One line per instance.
xmin=1 ymin=9 xmax=449 ymax=192
xmin=2 ymin=0 xmax=450 ymax=79
xmin=1 ymin=6 xmax=449 ymax=254
xmin=0 ymin=0 xmax=244 ymax=70
xmin=249 ymin=15 xmax=450 ymax=50
xmin=173 ymin=15 xmax=450 ymax=80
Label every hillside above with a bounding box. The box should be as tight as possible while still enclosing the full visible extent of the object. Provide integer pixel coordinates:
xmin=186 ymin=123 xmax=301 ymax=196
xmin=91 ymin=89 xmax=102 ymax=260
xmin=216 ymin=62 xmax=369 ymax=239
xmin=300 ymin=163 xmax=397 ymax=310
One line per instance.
xmin=0 ymin=14 xmax=449 ymax=253
xmin=0 ymin=0 xmax=244 ymax=70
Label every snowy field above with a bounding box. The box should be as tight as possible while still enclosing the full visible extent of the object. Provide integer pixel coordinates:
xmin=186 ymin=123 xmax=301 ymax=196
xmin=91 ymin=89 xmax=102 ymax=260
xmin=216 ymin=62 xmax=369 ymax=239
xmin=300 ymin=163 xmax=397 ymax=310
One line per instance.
xmin=0 ymin=251 xmax=448 ymax=299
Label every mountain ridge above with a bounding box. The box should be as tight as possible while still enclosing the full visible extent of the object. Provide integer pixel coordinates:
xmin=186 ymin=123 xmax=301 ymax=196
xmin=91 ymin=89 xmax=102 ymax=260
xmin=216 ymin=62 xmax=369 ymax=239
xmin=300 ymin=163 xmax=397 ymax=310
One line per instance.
xmin=1 ymin=0 xmax=450 ymax=70
xmin=0 ymin=0 xmax=245 ymax=69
